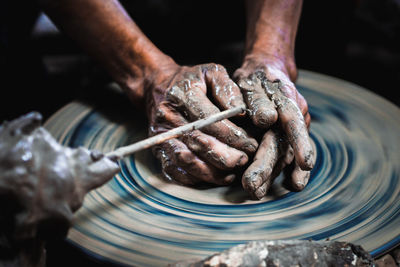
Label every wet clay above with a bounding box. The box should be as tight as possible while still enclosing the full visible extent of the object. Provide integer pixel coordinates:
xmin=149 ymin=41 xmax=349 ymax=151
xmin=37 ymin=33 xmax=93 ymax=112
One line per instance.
xmin=171 ymin=240 xmax=375 ymax=266
xmin=235 ymin=70 xmax=314 ymax=199
xmin=260 ymin=72 xmax=314 ymax=170
xmin=147 ymin=63 xmax=258 ymax=186
xmin=0 ymin=112 xmax=120 ymax=266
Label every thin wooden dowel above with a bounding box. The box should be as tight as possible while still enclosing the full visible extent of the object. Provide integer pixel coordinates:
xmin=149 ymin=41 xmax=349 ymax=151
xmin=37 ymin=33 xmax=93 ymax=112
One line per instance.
xmin=106 ymin=105 xmax=246 ymax=159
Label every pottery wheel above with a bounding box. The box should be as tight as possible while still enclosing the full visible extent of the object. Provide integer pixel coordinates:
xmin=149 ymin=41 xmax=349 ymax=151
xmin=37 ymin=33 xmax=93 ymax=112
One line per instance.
xmin=44 ymin=70 xmax=400 ymax=266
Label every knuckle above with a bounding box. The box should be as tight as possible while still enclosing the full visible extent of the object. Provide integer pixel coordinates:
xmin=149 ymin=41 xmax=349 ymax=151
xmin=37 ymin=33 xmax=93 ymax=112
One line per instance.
xmin=166 ymin=85 xmax=184 ymax=103
xmin=202 ymin=63 xmax=226 ymax=73
xmin=280 ymin=83 xmax=297 ymax=100
xmin=232 ymin=68 xmax=244 ymax=80
xmin=176 ymin=150 xmax=194 ymax=165
xmin=155 ymin=104 xmax=168 ymax=121
xmin=214 ymin=63 xmax=226 ymax=73
xmin=254 ymin=108 xmax=278 ymax=128
xmin=188 ymin=130 xmax=203 ymax=143
xmin=237 ymin=77 xmax=252 ymax=90
xmin=254 ymin=70 xmax=267 ymax=81
xmin=242 ymin=169 xmax=262 ymax=189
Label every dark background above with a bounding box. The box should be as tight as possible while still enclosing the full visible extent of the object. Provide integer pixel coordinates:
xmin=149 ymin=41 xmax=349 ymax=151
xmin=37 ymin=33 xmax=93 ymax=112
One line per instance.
xmin=1 ymin=0 xmax=399 ymax=265
xmin=1 ymin=0 xmax=399 ymax=124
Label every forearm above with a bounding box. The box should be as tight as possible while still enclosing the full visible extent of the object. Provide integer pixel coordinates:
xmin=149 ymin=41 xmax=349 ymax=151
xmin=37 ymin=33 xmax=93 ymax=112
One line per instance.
xmin=38 ymin=0 xmax=176 ymax=105
xmin=244 ymin=0 xmax=302 ymax=74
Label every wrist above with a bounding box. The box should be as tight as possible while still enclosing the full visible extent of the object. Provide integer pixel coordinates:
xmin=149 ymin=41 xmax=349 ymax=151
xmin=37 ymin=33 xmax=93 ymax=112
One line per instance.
xmin=246 ymin=28 xmax=294 ymax=59
xmin=241 ymin=52 xmax=297 ymax=82
xmin=116 ymin=40 xmax=179 ymax=106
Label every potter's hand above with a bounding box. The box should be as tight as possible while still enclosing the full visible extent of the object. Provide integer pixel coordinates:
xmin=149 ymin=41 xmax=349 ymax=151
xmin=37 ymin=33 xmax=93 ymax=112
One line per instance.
xmin=146 ymin=63 xmax=258 ymax=185
xmin=231 ymin=0 xmax=313 ymax=199
xmin=0 ymin=112 xmax=120 ymax=242
xmin=233 ymin=57 xmax=313 ymax=199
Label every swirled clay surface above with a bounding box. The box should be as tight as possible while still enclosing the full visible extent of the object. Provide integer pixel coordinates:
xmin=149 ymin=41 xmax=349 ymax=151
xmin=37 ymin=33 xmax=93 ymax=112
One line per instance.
xmin=44 ymin=70 xmax=400 ymax=266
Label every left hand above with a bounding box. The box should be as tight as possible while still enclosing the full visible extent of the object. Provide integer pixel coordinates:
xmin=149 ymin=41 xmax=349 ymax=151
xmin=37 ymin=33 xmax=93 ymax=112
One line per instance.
xmin=233 ymin=55 xmax=314 ymax=199
xmin=145 ymin=63 xmax=258 ymax=186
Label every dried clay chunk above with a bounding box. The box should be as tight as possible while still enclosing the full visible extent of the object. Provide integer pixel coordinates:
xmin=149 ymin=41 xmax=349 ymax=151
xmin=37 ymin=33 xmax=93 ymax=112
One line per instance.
xmin=0 ymin=112 xmax=120 ymax=242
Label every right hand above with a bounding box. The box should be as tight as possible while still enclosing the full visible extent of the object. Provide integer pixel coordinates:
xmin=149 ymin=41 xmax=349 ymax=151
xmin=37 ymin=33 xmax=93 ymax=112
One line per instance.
xmin=233 ymin=55 xmax=314 ymax=199
xmin=145 ymin=63 xmax=258 ymax=186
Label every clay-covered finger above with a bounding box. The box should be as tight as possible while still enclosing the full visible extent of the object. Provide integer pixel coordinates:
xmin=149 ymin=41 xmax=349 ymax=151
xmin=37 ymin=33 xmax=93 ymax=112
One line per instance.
xmin=181 ymin=130 xmax=248 ymax=170
xmin=242 ymin=130 xmax=281 ymax=196
xmin=237 ymin=72 xmax=277 ymax=128
xmin=279 ymin=100 xmax=313 ymax=171
xmin=160 ymin=154 xmax=200 ymax=185
xmin=264 ymin=80 xmax=314 ymax=170
xmin=167 ymin=82 xmax=258 ymax=154
xmin=290 ymin=162 xmax=311 ymax=191
xmin=151 ymin=102 xmax=249 ymax=170
xmin=202 ymin=64 xmax=246 ymax=110
xmin=157 ymin=139 xmax=235 ymax=185
xmin=252 ymin=157 xmax=286 ymax=199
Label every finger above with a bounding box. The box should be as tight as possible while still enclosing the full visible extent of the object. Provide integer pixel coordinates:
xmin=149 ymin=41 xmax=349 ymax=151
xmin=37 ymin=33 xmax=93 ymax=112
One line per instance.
xmin=282 ymin=144 xmax=295 ymax=165
xmin=248 ymin=135 xmax=293 ymax=200
xmin=242 ymin=130 xmax=281 ymax=196
xmin=202 ymin=64 xmax=246 ymax=110
xmin=160 ymin=153 xmax=200 ymax=185
xmin=290 ymin=162 xmax=311 ymax=191
xmin=149 ymin=101 xmax=188 ymax=136
xmin=158 ymin=139 xmax=235 ymax=185
xmin=151 ymin=102 xmax=249 ymax=170
xmin=181 ymin=130 xmax=248 ymax=170
xmin=253 ymin=156 xmax=288 ymax=200
xmin=167 ymin=82 xmax=258 ymax=154
xmin=203 ymin=119 xmax=258 ymax=154
xmin=264 ymin=80 xmax=314 ymax=170
xmin=237 ymin=71 xmax=278 ymax=128
xmin=304 ymin=112 xmax=311 ymax=129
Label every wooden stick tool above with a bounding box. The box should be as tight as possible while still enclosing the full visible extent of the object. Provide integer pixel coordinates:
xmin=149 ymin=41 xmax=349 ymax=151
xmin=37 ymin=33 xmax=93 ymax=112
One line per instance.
xmin=106 ymin=105 xmax=246 ymax=160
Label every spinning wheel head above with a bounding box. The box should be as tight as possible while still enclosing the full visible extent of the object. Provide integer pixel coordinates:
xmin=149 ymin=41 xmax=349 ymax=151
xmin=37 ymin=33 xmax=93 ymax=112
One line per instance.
xmin=44 ymin=70 xmax=400 ymax=266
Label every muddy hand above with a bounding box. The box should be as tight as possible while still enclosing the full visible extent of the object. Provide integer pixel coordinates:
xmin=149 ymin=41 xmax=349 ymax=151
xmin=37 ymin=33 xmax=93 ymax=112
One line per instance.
xmin=234 ymin=57 xmax=313 ymax=199
xmin=147 ymin=63 xmax=258 ymax=186
xmin=235 ymin=58 xmax=313 ymax=170
xmin=242 ymin=128 xmax=311 ymax=199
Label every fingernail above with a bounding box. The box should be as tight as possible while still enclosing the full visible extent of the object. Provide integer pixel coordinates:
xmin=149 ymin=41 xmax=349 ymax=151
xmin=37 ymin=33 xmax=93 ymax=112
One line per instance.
xmin=246 ymin=139 xmax=258 ymax=154
xmin=254 ymin=186 xmax=266 ymax=200
xmin=295 ymin=181 xmax=305 ymax=191
xmin=242 ymin=172 xmax=261 ymax=192
xmin=236 ymin=153 xmax=249 ymax=167
xmin=293 ymin=171 xmax=310 ymax=191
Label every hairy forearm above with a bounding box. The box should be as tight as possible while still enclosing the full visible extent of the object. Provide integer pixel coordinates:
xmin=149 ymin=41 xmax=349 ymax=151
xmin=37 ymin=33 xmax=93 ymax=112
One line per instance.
xmin=244 ymin=0 xmax=302 ymax=62
xmin=38 ymin=0 xmax=176 ymax=105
